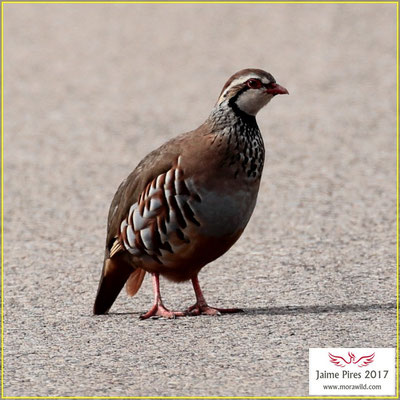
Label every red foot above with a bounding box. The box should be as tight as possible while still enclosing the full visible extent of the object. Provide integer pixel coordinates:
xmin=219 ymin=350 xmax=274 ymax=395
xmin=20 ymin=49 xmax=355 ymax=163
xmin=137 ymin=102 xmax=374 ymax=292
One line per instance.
xmin=186 ymin=303 xmax=243 ymax=316
xmin=140 ymin=303 xmax=186 ymax=320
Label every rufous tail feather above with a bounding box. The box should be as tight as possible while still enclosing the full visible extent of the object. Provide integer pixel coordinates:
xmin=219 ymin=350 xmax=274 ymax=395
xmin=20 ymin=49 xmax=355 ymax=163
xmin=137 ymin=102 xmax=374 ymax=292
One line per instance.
xmin=126 ymin=268 xmax=146 ymax=297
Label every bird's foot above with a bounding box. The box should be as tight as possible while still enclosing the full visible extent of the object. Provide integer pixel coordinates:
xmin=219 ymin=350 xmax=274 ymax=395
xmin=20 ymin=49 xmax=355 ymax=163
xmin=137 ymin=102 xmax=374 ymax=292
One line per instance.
xmin=185 ymin=302 xmax=243 ymax=316
xmin=140 ymin=303 xmax=186 ymax=320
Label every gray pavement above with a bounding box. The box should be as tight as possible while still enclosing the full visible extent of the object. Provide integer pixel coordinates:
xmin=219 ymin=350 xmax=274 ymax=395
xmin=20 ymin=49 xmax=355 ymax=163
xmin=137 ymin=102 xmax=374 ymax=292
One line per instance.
xmin=3 ymin=3 xmax=397 ymax=398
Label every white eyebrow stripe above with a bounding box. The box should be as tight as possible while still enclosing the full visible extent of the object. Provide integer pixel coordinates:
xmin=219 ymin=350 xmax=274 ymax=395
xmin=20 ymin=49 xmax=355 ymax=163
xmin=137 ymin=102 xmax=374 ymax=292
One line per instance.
xmin=220 ymin=74 xmax=270 ymax=98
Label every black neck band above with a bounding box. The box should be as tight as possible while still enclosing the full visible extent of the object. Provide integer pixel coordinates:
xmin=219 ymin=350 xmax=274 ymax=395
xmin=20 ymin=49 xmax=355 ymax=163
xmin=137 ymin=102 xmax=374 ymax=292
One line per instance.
xmin=228 ymin=87 xmax=257 ymax=127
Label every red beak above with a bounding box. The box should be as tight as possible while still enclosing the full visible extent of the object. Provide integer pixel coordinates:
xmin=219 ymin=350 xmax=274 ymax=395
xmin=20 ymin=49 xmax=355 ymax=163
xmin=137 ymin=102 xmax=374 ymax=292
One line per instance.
xmin=265 ymin=83 xmax=289 ymax=96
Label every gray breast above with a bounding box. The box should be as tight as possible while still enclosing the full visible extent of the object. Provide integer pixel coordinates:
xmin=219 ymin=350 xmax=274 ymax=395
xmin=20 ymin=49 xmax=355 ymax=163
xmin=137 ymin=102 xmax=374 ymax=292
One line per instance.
xmin=186 ymin=179 xmax=259 ymax=238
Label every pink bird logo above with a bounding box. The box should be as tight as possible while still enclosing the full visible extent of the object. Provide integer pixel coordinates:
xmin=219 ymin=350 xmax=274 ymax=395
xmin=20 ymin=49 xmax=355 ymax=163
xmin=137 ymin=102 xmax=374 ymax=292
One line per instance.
xmin=329 ymin=351 xmax=375 ymax=367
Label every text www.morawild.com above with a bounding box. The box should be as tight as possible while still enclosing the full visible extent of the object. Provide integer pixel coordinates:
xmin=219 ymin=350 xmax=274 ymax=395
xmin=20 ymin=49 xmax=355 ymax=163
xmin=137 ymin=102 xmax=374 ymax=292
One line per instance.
xmin=322 ymin=384 xmax=382 ymax=391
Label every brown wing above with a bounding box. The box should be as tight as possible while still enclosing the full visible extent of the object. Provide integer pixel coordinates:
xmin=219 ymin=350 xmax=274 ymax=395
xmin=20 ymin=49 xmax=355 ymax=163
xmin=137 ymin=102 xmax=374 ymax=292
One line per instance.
xmin=93 ymin=134 xmax=186 ymax=315
xmin=106 ymin=137 xmax=187 ymax=250
xmin=117 ymin=155 xmax=201 ymax=265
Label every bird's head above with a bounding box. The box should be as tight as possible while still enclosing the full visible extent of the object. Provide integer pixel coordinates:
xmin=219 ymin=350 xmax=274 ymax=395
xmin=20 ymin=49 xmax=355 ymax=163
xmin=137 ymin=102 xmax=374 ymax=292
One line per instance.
xmin=216 ymin=68 xmax=288 ymax=116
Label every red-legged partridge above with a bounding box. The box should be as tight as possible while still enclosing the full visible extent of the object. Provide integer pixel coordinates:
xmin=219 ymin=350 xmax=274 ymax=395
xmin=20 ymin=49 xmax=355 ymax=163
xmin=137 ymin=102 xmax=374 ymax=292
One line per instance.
xmin=93 ymin=68 xmax=288 ymax=319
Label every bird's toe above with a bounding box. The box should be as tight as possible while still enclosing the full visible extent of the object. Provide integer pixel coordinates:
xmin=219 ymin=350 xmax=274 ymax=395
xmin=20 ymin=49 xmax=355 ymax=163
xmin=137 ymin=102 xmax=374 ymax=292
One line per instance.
xmin=140 ymin=303 xmax=186 ymax=320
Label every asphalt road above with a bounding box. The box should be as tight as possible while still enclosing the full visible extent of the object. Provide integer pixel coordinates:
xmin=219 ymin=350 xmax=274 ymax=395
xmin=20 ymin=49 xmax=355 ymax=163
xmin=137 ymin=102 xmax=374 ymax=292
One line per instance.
xmin=3 ymin=3 xmax=397 ymax=398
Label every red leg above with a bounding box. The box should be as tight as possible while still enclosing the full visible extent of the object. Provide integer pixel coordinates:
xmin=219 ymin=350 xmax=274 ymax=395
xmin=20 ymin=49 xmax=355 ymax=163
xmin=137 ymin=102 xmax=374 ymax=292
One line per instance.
xmin=140 ymin=273 xmax=185 ymax=320
xmin=186 ymin=275 xmax=243 ymax=316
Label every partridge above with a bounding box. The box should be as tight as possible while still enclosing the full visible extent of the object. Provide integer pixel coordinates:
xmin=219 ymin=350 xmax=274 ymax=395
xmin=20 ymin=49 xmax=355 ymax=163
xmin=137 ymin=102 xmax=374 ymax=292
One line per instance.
xmin=93 ymin=68 xmax=288 ymax=319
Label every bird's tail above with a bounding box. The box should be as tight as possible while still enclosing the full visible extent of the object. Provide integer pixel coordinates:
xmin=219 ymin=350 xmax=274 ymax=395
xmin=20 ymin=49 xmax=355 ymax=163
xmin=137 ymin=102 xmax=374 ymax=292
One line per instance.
xmin=125 ymin=267 xmax=146 ymax=297
xmin=93 ymin=254 xmax=138 ymax=315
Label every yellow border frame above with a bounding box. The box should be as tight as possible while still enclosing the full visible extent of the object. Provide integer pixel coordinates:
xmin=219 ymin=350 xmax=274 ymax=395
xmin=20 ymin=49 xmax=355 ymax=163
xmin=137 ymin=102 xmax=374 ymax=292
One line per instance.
xmin=0 ymin=1 xmax=398 ymax=399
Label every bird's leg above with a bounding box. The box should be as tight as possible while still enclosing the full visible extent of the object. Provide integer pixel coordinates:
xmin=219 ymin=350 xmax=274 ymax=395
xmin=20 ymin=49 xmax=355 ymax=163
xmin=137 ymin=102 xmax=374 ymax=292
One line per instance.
xmin=186 ymin=275 xmax=243 ymax=316
xmin=140 ymin=273 xmax=185 ymax=319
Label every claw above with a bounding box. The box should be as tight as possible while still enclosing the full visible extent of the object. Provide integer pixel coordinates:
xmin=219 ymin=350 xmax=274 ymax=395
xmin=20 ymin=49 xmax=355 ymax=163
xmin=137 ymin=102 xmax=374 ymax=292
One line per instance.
xmin=187 ymin=275 xmax=243 ymax=316
xmin=140 ymin=303 xmax=186 ymax=320
xmin=140 ymin=272 xmax=242 ymax=320
xmin=140 ymin=273 xmax=186 ymax=320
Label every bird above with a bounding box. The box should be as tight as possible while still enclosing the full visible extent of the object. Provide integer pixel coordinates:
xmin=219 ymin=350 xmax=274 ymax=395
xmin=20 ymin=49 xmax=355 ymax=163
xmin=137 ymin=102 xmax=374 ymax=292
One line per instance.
xmin=329 ymin=352 xmax=375 ymax=367
xmin=93 ymin=68 xmax=288 ymax=319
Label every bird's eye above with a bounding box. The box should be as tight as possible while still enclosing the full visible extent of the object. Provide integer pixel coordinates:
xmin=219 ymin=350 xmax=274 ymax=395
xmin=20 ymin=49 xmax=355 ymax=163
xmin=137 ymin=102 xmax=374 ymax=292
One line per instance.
xmin=247 ymin=79 xmax=262 ymax=89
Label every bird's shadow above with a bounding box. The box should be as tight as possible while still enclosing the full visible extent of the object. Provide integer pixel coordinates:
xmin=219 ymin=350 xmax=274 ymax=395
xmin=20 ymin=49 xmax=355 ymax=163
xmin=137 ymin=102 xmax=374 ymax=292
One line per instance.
xmin=107 ymin=302 xmax=396 ymax=318
xmin=242 ymin=302 xmax=396 ymax=316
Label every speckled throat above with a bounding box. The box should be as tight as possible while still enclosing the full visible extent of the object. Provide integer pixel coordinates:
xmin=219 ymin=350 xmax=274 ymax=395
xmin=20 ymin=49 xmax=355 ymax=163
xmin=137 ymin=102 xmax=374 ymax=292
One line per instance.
xmin=207 ymin=104 xmax=265 ymax=180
